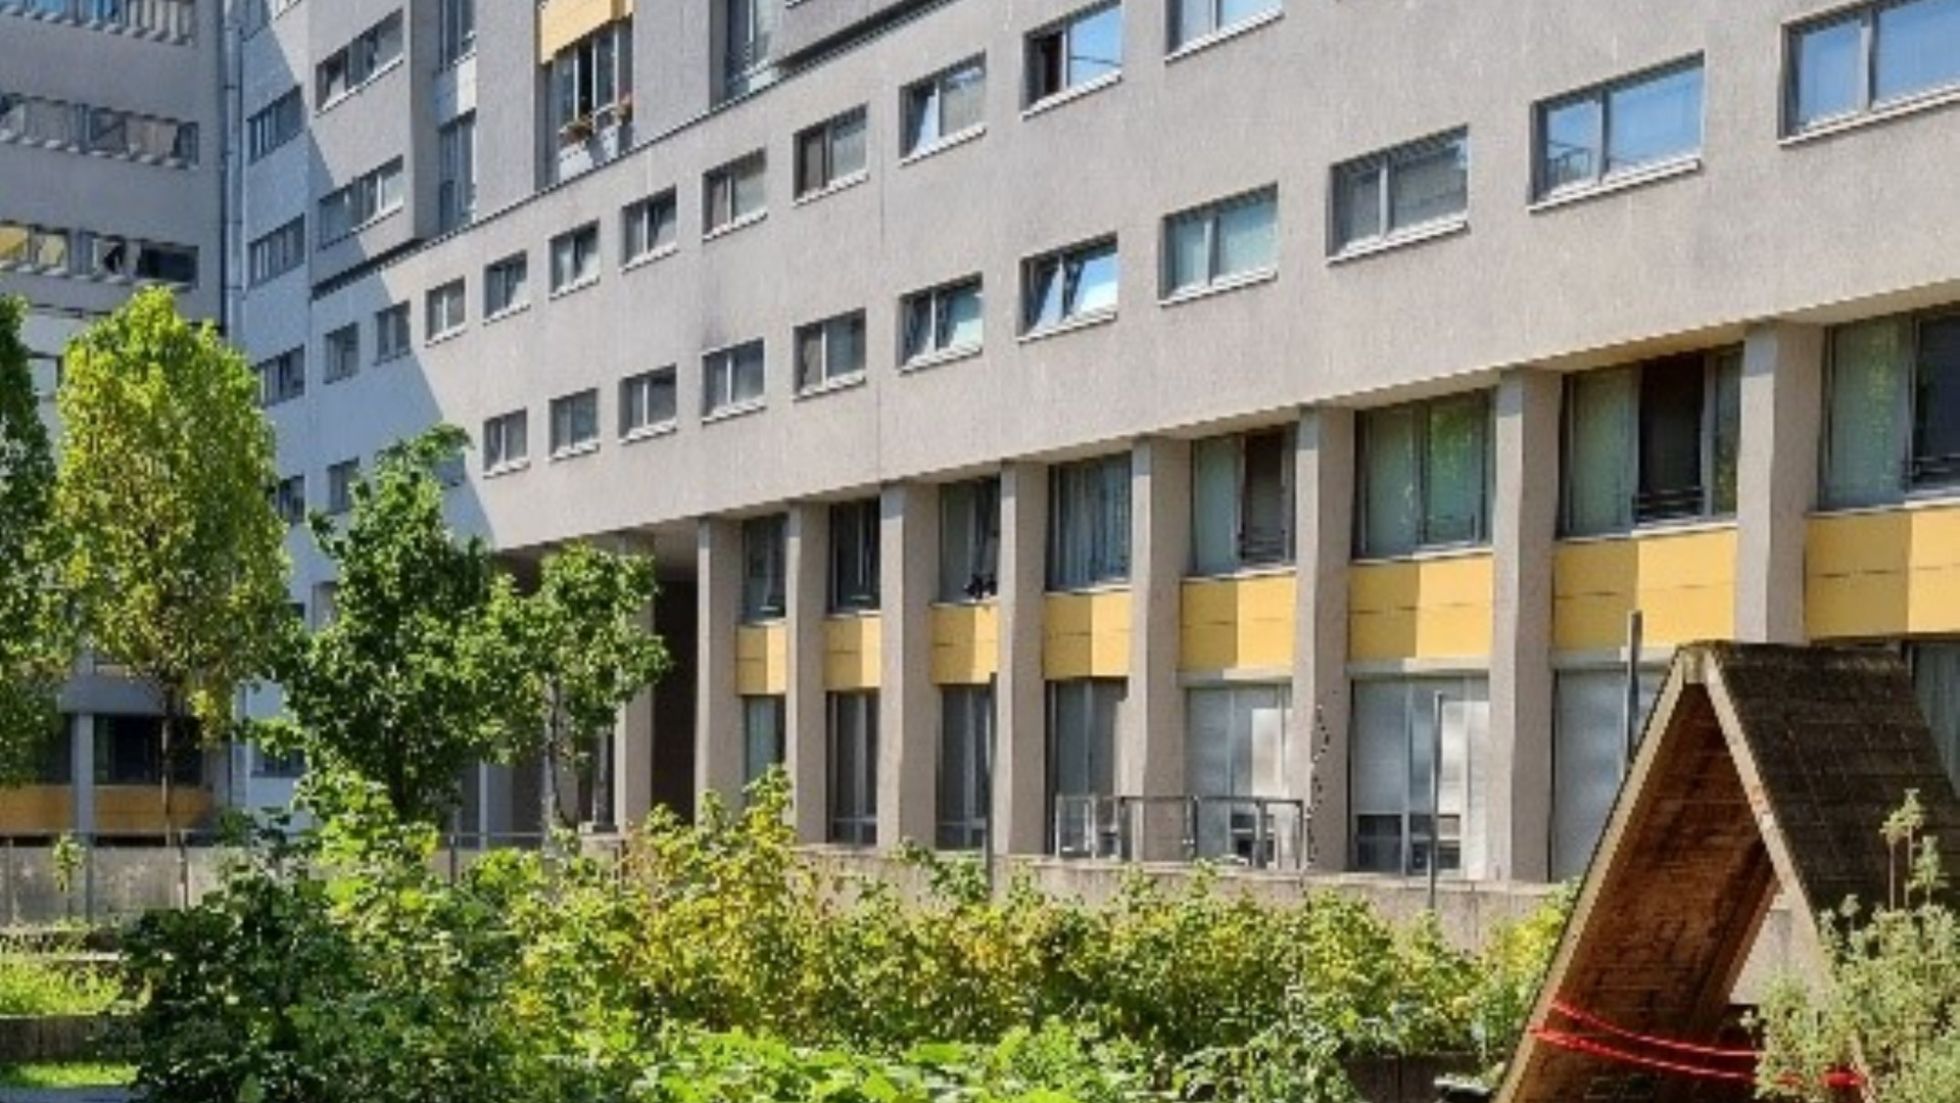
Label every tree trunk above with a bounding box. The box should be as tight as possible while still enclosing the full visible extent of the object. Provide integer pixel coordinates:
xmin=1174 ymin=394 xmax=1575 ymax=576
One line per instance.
xmin=539 ymin=682 xmax=561 ymax=849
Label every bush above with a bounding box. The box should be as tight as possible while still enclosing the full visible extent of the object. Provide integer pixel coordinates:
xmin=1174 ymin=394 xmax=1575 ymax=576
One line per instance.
xmin=0 ymin=936 xmax=119 ymax=1017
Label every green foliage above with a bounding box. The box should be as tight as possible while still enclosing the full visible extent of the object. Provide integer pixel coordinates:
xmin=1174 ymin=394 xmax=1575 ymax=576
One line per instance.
xmin=0 ymin=1063 xmax=138 ymax=1089
xmin=0 ymin=936 xmax=119 ymax=1016
xmin=50 ymin=832 xmax=85 ymax=898
xmin=0 ymin=294 xmax=65 ymax=782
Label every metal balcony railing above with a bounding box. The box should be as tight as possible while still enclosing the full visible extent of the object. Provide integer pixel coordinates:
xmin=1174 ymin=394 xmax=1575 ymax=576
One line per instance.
xmin=1053 ymin=794 xmax=1306 ymax=871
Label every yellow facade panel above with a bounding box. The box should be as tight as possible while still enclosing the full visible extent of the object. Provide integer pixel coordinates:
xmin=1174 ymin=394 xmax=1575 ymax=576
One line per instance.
xmin=930 ymin=603 xmax=1000 ymax=685
xmin=1044 ymin=591 xmax=1131 ymax=679
xmin=538 ymin=0 xmax=634 ymax=61
xmin=735 ymin=623 xmax=788 ymax=696
xmin=824 ymin=614 xmax=882 ymax=690
xmin=1807 ymin=506 xmax=1960 ymax=639
xmin=0 ymin=785 xmax=214 ymax=835
xmin=1178 ymin=574 xmax=1296 ymax=672
xmin=1347 ymin=556 xmax=1494 ymax=662
xmin=1552 ymin=529 xmax=1737 ymax=651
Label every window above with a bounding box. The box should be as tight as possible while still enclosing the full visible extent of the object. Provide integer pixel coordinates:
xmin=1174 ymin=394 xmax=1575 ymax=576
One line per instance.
xmin=1332 ymin=130 xmax=1469 ymax=254
xmin=8 ymin=0 xmax=195 ymax=40
xmin=622 ymin=190 xmax=678 ymax=262
xmin=483 ymin=410 xmax=528 ymax=472
xmin=1536 ymin=59 xmax=1703 ymax=198
xmin=0 ymin=91 xmax=197 ymax=165
xmin=1163 ymin=187 xmax=1277 ymax=296
xmin=901 ymin=278 xmax=983 ymax=365
xmin=0 ymin=220 xmax=69 ymax=273
xmin=1910 ymin=642 xmax=1960 ymax=792
xmin=549 ymin=389 xmax=601 ymax=457
xmin=620 ymin=367 xmax=677 ymax=437
xmin=829 ymin=498 xmax=881 ymax=612
xmin=704 ymin=340 xmax=766 ymax=416
xmin=828 ymin=691 xmax=879 ymax=846
xmin=1186 ymin=685 xmax=1290 ymax=863
xmin=704 ymin=152 xmax=767 ymax=233
xmin=1356 ymin=393 xmax=1492 ymax=558
xmin=939 ymin=686 xmax=993 ymax=849
xmin=940 ymin=477 xmax=1001 ymax=602
xmin=1169 ymin=0 xmax=1279 ymax=51
xmin=1023 ymin=238 xmax=1119 ymax=332
xmin=552 ymin=21 xmax=632 ymax=141
xmin=1048 ymin=679 xmax=1124 ymax=854
xmin=484 ymin=253 xmax=528 ymax=317
xmin=1350 ymin=675 xmax=1488 ymax=877
xmin=426 ymin=279 xmax=466 ymax=340
xmin=903 ymin=58 xmax=985 ymax=156
xmin=742 ymin=514 xmax=787 ymax=621
xmin=439 ymin=0 xmax=475 ymax=65
xmin=248 ymin=217 xmax=305 ymax=285
xmin=254 ymin=745 xmax=307 ymax=780
xmin=794 ymin=108 xmax=867 ymax=198
xmin=1026 ymin=3 xmax=1123 ymax=106
xmin=1821 ymin=310 xmax=1960 ymax=507
xmin=720 ymin=0 xmax=778 ymax=100
xmin=743 ymin=696 xmax=786 ymax=791
xmin=438 ymin=114 xmax=477 ymax=233
xmin=1561 ymin=350 xmax=1742 ymax=536
xmin=1552 ymin=667 xmax=1663 ymax=880
xmin=326 ymin=459 xmax=359 ymax=515
xmin=247 ymin=87 xmax=302 ymax=162
xmin=549 ymin=222 xmax=601 ymax=292
xmin=323 ymin=324 xmax=360 ymax=384
xmin=256 ymin=347 xmax=305 ymax=407
xmin=316 ymin=11 xmax=404 ymax=107
xmin=272 ymin=475 xmax=306 ymax=526
xmin=795 ymin=310 xmax=866 ymax=392
xmin=81 ymin=234 xmax=196 ymax=286
xmin=1049 ymin=453 xmax=1131 ymax=590
xmin=1788 ymin=0 xmax=1960 ymax=132
xmin=375 ymin=303 xmax=411 ymax=362
xmin=1191 ymin=429 xmax=1293 ymax=575
xmin=318 ymin=158 xmax=404 ymax=244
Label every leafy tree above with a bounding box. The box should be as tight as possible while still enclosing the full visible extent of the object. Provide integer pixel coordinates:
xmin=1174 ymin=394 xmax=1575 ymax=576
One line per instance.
xmin=54 ymin=288 xmax=290 ymax=835
xmin=519 ymin=542 xmax=668 ymax=833
xmin=276 ymin=425 xmax=534 ymax=825
xmin=0 ymin=295 xmax=65 ymax=783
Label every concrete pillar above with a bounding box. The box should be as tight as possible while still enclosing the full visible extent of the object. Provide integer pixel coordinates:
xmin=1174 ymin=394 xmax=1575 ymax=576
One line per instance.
xmin=477 ymin=763 xmax=513 ymax=839
xmin=1126 ymin=437 xmax=1191 ymax=859
xmin=1736 ymin=323 xmax=1825 ymax=644
xmin=612 ymin=597 xmax=657 ymax=829
xmin=1293 ymin=407 xmax=1353 ymax=872
xmin=694 ymin=518 xmax=744 ymax=811
xmin=70 ymin=713 xmax=95 ymax=839
xmin=995 ymin=461 xmax=1049 ymax=855
xmin=879 ymin=482 xmax=939 ymax=848
xmin=1489 ymin=368 xmax=1562 ymax=884
xmin=786 ymin=503 xmax=830 ymax=843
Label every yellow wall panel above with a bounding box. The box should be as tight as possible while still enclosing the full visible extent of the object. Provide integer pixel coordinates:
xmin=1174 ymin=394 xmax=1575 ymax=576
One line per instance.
xmin=538 ymin=0 xmax=634 ymax=61
xmin=735 ymin=624 xmax=787 ymax=696
xmin=1044 ymin=591 xmax=1131 ymax=679
xmin=1552 ymin=529 xmax=1737 ymax=651
xmin=931 ymin=603 xmax=1000 ymax=684
xmin=0 ymin=786 xmax=214 ymax=834
xmin=1808 ymin=506 xmax=1960 ymax=639
xmin=0 ymin=786 xmax=71 ymax=834
xmin=1179 ymin=573 xmax=1296 ymax=672
xmin=1348 ymin=555 xmax=1494 ymax=662
xmin=825 ymin=615 xmax=882 ymax=690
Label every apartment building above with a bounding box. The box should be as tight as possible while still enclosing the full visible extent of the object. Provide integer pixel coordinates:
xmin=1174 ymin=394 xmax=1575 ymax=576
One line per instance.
xmin=0 ymin=0 xmax=242 ymax=837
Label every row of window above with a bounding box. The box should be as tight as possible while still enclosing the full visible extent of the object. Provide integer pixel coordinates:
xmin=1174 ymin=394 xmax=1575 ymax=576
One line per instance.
xmin=0 ymin=0 xmax=195 ymax=41
xmin=0 ymin=217 xmax=196 ymax=286
xmin=316 ymin=10 xmax=403 ymax=111
xmin=0 ymin=88 xmax=198 ymax=166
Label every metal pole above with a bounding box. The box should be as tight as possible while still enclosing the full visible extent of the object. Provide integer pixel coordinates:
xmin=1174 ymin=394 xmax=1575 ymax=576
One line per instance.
xmin=1428 ymin=692 xmax=1444 ymax=913
xmin=1623 ymin=609 xmax=1645 ymax=772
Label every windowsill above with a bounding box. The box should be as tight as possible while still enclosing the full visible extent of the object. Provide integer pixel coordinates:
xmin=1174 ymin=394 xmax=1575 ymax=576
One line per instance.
xmin=793 ymin=171 xmax=869 ymax=207
xmin=1528 ymin=156 xmax=1702 ymax=214
xmin=483 ymin=459 xmax=529 ymax=479
xmin=825 ymin=607 xmax=881 ymax=621
xmin=1557 ymin=517 xmax=1738 ymax=545
xmin=425 ymin=327 xmax=467 ymax=348
xmin=323 ymin=372 xmax=359 ymax=387
xmin=484 ymin=302 xmax=531 ymax=326
xmin=315 ymin=56 xmax=406 ymax=117
xmin=1045 ymin=581 xmax=1131 ymax=598
xmin=1019 ymin=308 xmax=1118 ymax=344
xmin=435 ymin=48 xmax=477 ymax=75
xmin=899 ymin=343 xmax=983 ymax=374
xmin=622 ymin=244 xmax=680 ymax=273
xmin=317 ymin=204 xmax=404 ymax=250
xmin=930 ymin=597 xmax=1000 ymax=610
xmin=1812 ymin=489 xmax=1960 ymax=519
xmin=899 ymin=126 xmax=987 ymax=167
xmin=794 ymin=372 xmax=867 ymax=401
xmin=1164 ymin=8 xmax=1283 ymax=64
xmin=1158 ymin=268 xmax=1277 ymax=307
xmin=1021 ymin=72 xmax=1123 ymax=121
xmin=738 ymin=616 xmax=787 ymax=628
xmin=621 ymin=421 xmax=678 ymax=445
xmin=549 ymin=275 xmax=600 ymax=300
xmin=1328 ymin=217 xmax=1470 ymax=265
xmin=1350 ymin=543 xmax=1492 ymax=568
xmin=703 ymin=211 xmax=768 ymax=243
xmin=549 ymin=442 xmax=601 ymax=463
xmin=1185 ymin=563 xmax=1296 ymax=584
xmin=702 ymin=398 xmax=767 ymax=425
xmin=1781 ymin=84 xmax=1960 ymax=147
xmin=374 ymin=350 xmax=411 ymax=368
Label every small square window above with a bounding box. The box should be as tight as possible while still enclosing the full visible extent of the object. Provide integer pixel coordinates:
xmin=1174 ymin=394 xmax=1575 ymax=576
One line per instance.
xmin=1023 ymin=237 xmax=1118 ymax=332
xmin=705 ymin=152 xmax=767 ymax=233
xmin=483 ymin=410 xmax=529 ymax=472
xmin=704 ymin=340 xmax=767 ymax=416
xmin=426 ymin=280 xmax=467 ymax=340
xmin=550 ymin=222 xmax=601 ymax=292
xmin=549 ymin=389 xmax=601 ymax=456
xmin=795 ymin=108 xmax=868 ymax=198
xmin=623 ymin=190 xmax=678 ymax=263
xmin=485 ymin=252 xmax=528 ymax=316
xmin=323 ymin=323 xmax=360 ymax=383
xmin=795 ymin=310 xmax=867 ymax=392
xmin=1026 ymin=4 xmax=1123 ymax=106
xmin=903 ymin=58 xmax=985 ymax=156
xmin=901 ymin=277 xmax=984 ymax=365
xmin=620 ymin=367 xmax=678 ymax=437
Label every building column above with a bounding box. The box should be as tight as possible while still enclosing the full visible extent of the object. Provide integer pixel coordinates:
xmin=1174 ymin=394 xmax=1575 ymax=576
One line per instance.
xmin=879 ymin=482 xmax=939 ymax=848
xmin=786 ymin=503 xmax=831 ymax=843
xmin=1489 ymin=368 xmax=1562 ymax=884
xmin=994 ymin=461 xmax=1049 ymax=856
xmin=1126 ymin=437 xmax=1191 ymax=860
xmin=694 ymin=518 xmax=744 ymax=811
xmin=70 ymin=713 xmax=95 ymax=839
xmin=1736 ymin=323 xmax=1825 ymax=644
xmin=1293 ymin=406 xmax=1353 ymax=872
xmin=612 ymin=598 xmax=657 ymax=830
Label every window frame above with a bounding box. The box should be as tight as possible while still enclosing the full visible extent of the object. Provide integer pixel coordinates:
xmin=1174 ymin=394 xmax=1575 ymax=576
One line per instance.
xmin=438 ymin=0 xmax=475 ymax=66
xmin=622 ymin=189 xmax=679 ymax=265
xmin=374 ymin=303 xmax=411 ymax=363
xmin=549 ymin=221 xmax=602 ymax=294
xmin=322 ymin=323 xmax=361 ymax=384
xmin=1532 ymin=56 xmax=1705 ymax=201
xmin=1190 ymin=427 xmax=1296 ymax=576
xmin=437 ymin=113 xmax=477 ymax=233
xmin=619 ymin=366 xmax=678 ymax=439
xmin=1048 ymin=452 xmax=1133 ymax=591
xmin=902 ymin=57 xmax=987 ymax=158
xmin=482 ymin=409 xmax=529 ymax=473
xmin=937 ymin=685 xmax=995 ymax=850
xmin=317 ymin=157 xmax=405 ymax=246
xmin=1024 ymin=2 xmax=1125 ymax=109
xmin=315 ymin=11 xmax=404 ymax=111
xmin=1329 ymin=129 xmax=1470 ymax=256
xmin=828 ymin=497 xmax=882 ymax=614
xmin=794 ymin=107 xmax=869 ymax=199
xmin=1021 ymin=236 xmax=1120 ymax=335
xmin=827 ymin=690 xmax=880 ymax=847
xmin=1784 ymin=0 xmax=1960 ymax=134
xmin=939 ymin=476 xmax=1002 ymax=603
xmin=1821 ymin=307 xmax=1960 ymax=507
xmin=325 ymin=458 xmax=359 ymax=516
xmin=425 ymin=279 xmax=467 ymax=342
xmin=483 ymin=252 xmax=528 ymax=319
xmin=794 ymin=310 xmax=868 ymax=393
xmin=703 ymin=151 xmax=768 ymax=235
xmin=900 ymin=276 xmax=984 ymax=366
xmin=1559 ymin=349 xmax=1743 ymax=537
xmin=1161 ymin=185 xmax=1279 ymax=298
xmin=741 ymin=514 xmax=788 ymax=622
xmin=1355 ymin=392 xmax=1496 ymax=559
xmin=548 ymin=388 xmax=601 ymax=458
xmin=703 ymin=338 xmax=767 ymax=417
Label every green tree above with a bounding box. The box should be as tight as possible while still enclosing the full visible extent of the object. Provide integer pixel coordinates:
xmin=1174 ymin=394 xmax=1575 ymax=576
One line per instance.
xmin=54 ymin=288 xmax=290 ymax=836
xmin=277 ymin=425 xmax=534 ymax=824
xmin=519 ymin=542 xmax=667 ymax=833
xmin=0 ymin=296 xmax=65 ymax=783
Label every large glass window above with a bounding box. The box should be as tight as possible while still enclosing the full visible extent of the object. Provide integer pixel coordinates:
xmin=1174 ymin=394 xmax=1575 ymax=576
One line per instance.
xmin=1169 ymin=0 xmax=1280 ymax=51
xmin=1561 ymin=350 xmax=1742 ymax=536
xmin=1821 ymin=311 xmax=1960 ymax=507
xmin=439 ymin=0 xmax=475 ymax=65
xmin=743 ymin=695 xmax=786 ymax=792
xmin=1049 ymin=453 xmax=1132 ymax=590
xmin=1356 ymin=393 xmax=1491 ymax=558
xmin=1186 ymin=684 xmax=1290 ymax=863
xmin=1332 ymin=130 xmax=1469 ymax=254
xmin=721 ymin=0 xmax=779 ymax=99
xmin=1163 ymin=187 xmax=1278 ymax=297
xmin=1027 ymin=3 xmax=1123 ymax=106
xmin=1536 ymin=59 xmax=1703 ymax=198
xmin=901 ymin=277 xmax=983 ymax=365
xmin=939 ymin=686 xmax=994 ymax=849
xmin=1789 ymin=0 xmax=1960 ymax=132
xmin=940 ymin=477 xmax=1001 ymax=602
xmin=1350 ymin=675 xmax=1487 ymax=877
xmin=1552 ymin=667 xmax=1663 ymax=880
xmin=903 ymin=58 xmax=985 ymax=156
xmin=742 ymin=515 xmax=787 ymax=622
xmin=1023 ymin=237 xmax=1118 ymax=333
xmin=829 ymin=498 xmax=881 ymax=613
xmin=704 ymin=340 xmax=766 ymax=416
xmin=552 ymin=21 xmax=632 ymax=141
xmin=438 ymin=113 xmax=477 ymax=233
xmin=1047 ymin=678 xmax=1124 ymax=854
xmin=828 ymin=691 xmax=879 ymax=846
xmin=1191 ymin=429 xmax=1292 ymax=575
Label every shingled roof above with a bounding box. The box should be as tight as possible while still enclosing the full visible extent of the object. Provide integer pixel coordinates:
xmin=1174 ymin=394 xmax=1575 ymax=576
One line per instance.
xmin=1496 ymin=642 xmax=1960 ymax=1103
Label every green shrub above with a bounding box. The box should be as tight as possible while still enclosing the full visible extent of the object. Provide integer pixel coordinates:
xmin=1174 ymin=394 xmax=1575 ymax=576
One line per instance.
xmin=0 ymin=936 xmax=118 ymax=1017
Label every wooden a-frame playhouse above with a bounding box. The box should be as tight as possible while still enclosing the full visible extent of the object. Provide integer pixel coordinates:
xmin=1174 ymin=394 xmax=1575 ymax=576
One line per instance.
xmin=1495 ymin=642 xmax=1960 ymax=1103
